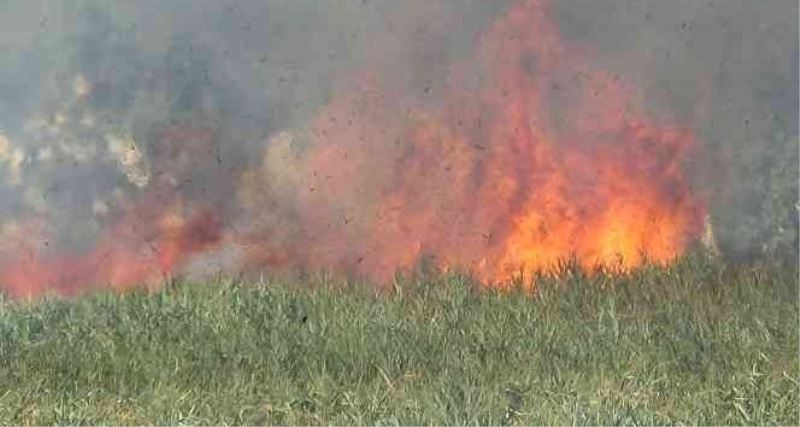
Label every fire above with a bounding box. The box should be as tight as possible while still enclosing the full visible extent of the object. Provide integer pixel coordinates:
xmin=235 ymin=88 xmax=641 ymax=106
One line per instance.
xmin=0 ymin=196 xmax=221 ymax=298
xmin=240 ymin=0 xmax=704 ymax=286
xmin=0 ymin=0 xmax=705 ymax=296
xmin=0 ymin=125 xmax=224 ymax=298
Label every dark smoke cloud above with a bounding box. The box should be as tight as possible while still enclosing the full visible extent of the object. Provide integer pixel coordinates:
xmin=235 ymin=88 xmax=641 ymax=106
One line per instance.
xmin=0 ymin=0 xmax=795 ymax=283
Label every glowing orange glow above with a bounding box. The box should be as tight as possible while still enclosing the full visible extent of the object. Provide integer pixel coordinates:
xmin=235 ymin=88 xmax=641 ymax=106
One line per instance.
xmin=0 ymin=125 xmax=223 ymax=298
xmin=241 ymin=0 xmax=705 ymax=286
xmin=0 ymin=0 xmax=706 ymax=297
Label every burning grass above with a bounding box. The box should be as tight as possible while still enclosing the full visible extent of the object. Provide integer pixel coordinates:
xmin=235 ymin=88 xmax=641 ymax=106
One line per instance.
xmin=0 ymin=253 xmax=796 ymax=425
xmin=0 ymin=0 xmax=708 ymax=297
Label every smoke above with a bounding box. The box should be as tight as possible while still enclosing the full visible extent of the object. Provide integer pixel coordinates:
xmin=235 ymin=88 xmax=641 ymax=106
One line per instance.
xmin=0 ymin=0 xmax=795 ymax=296
xmin=551 ymin=1 xmax=799 ymax=260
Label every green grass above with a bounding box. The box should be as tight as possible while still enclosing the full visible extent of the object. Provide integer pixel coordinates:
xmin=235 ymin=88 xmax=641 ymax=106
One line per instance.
xmin=0 ymin=254 xmax=797 ymax=425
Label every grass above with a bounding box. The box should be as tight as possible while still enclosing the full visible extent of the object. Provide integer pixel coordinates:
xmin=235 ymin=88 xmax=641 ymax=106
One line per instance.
xmin=0 ymin=253 xmax=797 ymax=425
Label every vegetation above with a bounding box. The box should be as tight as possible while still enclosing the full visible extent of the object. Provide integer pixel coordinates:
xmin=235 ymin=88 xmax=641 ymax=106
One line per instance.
xmin=0 ymin=253 xmax=797 ymax=425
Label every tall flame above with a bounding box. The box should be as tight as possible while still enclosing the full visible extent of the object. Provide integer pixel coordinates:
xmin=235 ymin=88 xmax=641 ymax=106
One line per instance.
xmin=0 ymin=0 xmax=705 ymax=297
xmin=240 ymin=0 xmax=705 ymax=286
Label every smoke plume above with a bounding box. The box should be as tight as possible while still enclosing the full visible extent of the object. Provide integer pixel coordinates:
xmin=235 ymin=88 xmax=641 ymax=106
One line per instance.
xmin=0 ymin=0 xmax=795 ymax=296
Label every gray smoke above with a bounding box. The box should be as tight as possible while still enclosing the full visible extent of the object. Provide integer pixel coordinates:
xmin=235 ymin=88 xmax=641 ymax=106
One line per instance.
xmin=552 ymin=0 xmax=798 ymax=260
xmin=0 ymin=0 xmax=795 ymax=270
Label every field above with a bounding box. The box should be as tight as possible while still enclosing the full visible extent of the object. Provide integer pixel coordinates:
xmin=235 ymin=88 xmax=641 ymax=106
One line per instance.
xmin=0 ymin=253 xmax=797 ymax=425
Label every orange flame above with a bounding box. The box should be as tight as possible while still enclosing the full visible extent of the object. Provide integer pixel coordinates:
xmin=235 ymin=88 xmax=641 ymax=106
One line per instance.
xmin=0 ymin=0 xmax=706 ymax=297
xmin=241 ymin=0 xmax=705 ymax=286
xmin=0 ymin=125 xmax=224 ymax=298
xmin=0 ymin=198 xmax=222 ymax=298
